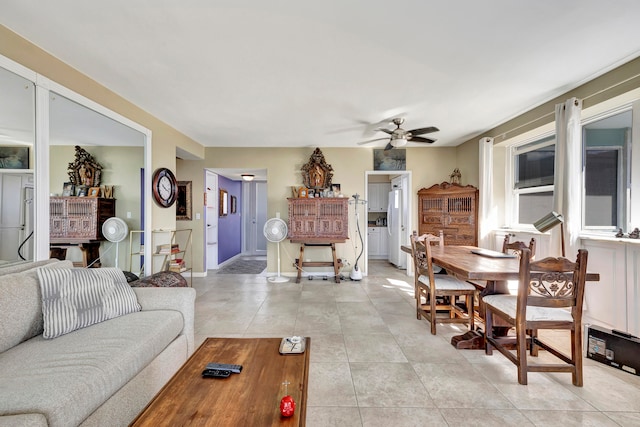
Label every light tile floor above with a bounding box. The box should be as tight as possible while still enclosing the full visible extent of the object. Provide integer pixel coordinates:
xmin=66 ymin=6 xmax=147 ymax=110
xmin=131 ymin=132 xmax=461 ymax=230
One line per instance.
xmin=193 ymin=260 xmax=640 ymax=426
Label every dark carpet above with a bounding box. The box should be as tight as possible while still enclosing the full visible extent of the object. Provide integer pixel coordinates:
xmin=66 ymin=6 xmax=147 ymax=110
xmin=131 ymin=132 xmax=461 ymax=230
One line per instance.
xmin=216 ymin=258 xmax=267 ymax=274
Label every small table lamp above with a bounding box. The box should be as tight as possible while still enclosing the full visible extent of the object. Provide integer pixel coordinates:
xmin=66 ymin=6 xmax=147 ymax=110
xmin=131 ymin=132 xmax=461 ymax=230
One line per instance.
xmin=533 ymin=211 xmax=565 ymax=257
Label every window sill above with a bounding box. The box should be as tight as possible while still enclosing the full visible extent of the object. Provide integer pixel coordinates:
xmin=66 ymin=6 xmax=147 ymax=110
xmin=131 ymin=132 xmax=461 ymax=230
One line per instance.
xmin=579 ymin=233 xmax=640 ymax=245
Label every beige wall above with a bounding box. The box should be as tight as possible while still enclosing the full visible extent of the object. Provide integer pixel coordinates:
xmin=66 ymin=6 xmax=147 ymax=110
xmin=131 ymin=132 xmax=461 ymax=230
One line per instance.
xmin=178 ymin=146 xmax=460 ymax=274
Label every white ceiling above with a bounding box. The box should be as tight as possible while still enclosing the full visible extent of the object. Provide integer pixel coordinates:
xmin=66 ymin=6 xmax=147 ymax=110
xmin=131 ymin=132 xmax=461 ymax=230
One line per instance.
xmin=2 ymin=1 xmax=640 ymax=150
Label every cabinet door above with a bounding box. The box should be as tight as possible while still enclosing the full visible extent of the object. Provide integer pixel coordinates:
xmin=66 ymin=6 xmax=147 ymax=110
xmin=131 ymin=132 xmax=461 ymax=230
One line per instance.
xmin=445 ymin=195 xmax=476 ymax=245
xmin=379 ymin=227 xmax=389 ymax=256
xmin=289 ymin=218 xmax=316 ymax=237
xmin=318 ymin=218 xmax=347 ymax=237
xmin=369 ymin=183 xmax=391 ymax=212
xmin=418 ymin=195 xmax=445 ymax=235
xmin=368 ymin=185 xmax=380 ymax=211
xmin=380 ymin=184 xmax=390 ymax=212
xmin=368 ymin=227 xmax=380 ymax=256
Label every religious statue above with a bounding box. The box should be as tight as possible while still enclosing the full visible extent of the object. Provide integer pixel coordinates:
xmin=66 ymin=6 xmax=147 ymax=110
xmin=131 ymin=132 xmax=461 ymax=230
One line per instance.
xmin=79 ymin=164 xmax=93 ymax=186
xmin=310 ymin=164 xmax=324 ymax=187
xmin=450 ymin=168 xmax=461 ymax=184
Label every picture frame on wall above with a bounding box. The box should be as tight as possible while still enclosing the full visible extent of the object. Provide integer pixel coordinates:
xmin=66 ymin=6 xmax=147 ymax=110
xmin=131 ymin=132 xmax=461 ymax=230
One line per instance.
xmin=373 ymin=149 xmax=406 ymax=171
xmin=231 ymin=195 xmax=237 ymax=214
xmin=176 ymin=181 xmax=192 ymax=221
xmin=0 ymin=146 xmax=29 ymax=169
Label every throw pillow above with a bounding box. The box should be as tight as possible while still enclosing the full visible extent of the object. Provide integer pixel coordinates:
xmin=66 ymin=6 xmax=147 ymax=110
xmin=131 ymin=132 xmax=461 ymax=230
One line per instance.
xmin=37 ymin=267 xmax=141 ymax=339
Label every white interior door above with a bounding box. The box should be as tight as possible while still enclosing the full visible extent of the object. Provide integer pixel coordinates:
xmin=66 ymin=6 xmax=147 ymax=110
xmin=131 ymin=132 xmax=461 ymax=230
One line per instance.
xmin=243 ymin=181 xmax=267 ymax=255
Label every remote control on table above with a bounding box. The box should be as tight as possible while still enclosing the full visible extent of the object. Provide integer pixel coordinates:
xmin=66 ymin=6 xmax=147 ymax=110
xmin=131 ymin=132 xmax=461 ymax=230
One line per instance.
xmin=201 ymin=369 xmax=231 ymax=378
xmin=206 ymin=363 xmax=242 ymax=374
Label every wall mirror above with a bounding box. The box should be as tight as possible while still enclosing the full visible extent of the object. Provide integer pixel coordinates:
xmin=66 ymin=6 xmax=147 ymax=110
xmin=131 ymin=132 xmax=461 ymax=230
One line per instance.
xmin=219 ymin=189 xmax=228 ymax=216
xmin=0 ymin=64 xmax=35 ymax=263
xmin=0 ymin=53 xmax=152 ymax=268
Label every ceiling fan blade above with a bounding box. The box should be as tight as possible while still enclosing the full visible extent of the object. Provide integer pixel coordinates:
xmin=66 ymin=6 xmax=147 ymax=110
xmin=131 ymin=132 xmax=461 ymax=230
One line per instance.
xmin=408 ymin=126 xmax=439 ymax=136
xmin=384 ymin=143 xmax=394 ymax=151
xmin=409 ymin=136 xmax=436 ymax=144
xmin=376 ymin=128 xmax=394 ymax=135
xmin=357 ymin=137 xmax=390 ymax=146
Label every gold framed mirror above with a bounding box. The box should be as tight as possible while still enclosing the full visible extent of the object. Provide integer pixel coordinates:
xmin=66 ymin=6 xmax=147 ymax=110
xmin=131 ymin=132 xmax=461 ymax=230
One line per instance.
xmin=219 ymin=189 xmax=228 ymax=216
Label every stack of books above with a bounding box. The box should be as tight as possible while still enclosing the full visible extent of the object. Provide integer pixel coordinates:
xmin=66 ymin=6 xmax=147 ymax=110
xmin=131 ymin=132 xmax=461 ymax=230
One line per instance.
xmin=156 ymin=243 xmax=180 ymax=254
xmin=169 ymin=258 xmax=187 ymax=273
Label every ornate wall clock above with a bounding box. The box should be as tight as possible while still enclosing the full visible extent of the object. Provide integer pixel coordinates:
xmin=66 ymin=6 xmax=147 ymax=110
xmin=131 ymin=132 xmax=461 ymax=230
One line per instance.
xmin=152 ymin=167 xmax=178 ymax=207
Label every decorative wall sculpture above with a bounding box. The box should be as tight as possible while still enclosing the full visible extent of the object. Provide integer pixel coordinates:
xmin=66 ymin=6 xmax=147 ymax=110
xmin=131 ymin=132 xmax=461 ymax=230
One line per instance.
xmin=67 ymin=146 xmax=103 ymax=187
xmin=301 ymin=148 xmax=333 ymax=190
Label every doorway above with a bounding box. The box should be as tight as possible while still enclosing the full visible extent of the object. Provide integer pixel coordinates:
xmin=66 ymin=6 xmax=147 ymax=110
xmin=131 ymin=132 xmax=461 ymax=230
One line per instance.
xmin=363 ymin=170 xmax=412 ymax=276
xmin=204 ymin=168 xmax=267 ymax=271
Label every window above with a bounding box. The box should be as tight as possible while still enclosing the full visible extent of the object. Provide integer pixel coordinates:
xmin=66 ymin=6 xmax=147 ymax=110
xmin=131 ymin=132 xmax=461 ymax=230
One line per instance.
xmin=511 ymin=135 xmax=555 ymax=225
xmin=582 ymin=110 xmax=631 ymax=231
xmin=505 ymin=101 xmax=638 ymax=235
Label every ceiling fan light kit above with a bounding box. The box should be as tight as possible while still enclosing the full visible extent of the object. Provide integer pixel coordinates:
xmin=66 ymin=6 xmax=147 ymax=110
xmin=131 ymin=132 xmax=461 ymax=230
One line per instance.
xmin=390 ymin=135 xmax=408 ymax=147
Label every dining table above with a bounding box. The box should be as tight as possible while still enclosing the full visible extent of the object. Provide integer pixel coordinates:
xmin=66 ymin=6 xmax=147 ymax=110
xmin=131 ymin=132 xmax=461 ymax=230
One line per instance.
xmin=401 ymin=244 xmax=600 ymax=349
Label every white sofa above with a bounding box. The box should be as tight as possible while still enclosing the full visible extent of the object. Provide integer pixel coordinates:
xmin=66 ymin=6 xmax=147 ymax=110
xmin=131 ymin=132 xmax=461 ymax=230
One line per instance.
xmin=0 ymin=260 xmax=196 ymax=427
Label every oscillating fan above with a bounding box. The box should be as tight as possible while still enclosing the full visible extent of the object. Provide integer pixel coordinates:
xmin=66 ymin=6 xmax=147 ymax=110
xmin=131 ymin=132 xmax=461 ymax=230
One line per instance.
xmin=263 ymin=217 xmax=289 ymax=283
xmin=102 ymin=217 xmax=129 ymax=268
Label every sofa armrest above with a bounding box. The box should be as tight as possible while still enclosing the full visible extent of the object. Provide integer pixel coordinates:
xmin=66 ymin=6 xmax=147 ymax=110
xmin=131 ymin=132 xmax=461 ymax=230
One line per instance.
xmin=133 ymin=287 xmax=196 ymax=355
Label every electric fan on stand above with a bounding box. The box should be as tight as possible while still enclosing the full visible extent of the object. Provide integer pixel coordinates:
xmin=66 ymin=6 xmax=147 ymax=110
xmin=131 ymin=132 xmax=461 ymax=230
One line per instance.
xmin=102 ymin=217 xmax=129 ymax=268
xmin=349 ymin=194 xmax=367 ymax=280
xmin=263 ymin=216 xmax=289 ymax=283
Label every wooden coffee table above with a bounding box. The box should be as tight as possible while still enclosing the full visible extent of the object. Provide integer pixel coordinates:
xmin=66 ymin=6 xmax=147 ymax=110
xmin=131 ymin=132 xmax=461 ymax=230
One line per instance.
xmin=130 ymin=338 xmax=310 ymax=426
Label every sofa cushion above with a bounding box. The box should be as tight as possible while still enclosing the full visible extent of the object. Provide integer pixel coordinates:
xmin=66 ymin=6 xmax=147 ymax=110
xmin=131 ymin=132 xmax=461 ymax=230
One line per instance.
xmin=0 ymin=309 xmax=184 ymax=427
xmin=0 ymin=261 xmax=74 ymax=353
xmin=37 ymin=268 xmax=141 ymax=339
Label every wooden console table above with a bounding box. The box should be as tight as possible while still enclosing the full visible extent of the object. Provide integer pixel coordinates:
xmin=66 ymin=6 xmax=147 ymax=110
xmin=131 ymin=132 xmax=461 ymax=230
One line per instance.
xmin=131 ymin=337 xmax=310 ymax=426
xmin=291 ymin=239 xmax=344 ymax=283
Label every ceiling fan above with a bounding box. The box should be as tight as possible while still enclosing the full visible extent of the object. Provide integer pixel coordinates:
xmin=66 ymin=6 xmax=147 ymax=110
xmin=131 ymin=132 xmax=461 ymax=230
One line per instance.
xmin=357 ymin=118 xmax=439 ymax=150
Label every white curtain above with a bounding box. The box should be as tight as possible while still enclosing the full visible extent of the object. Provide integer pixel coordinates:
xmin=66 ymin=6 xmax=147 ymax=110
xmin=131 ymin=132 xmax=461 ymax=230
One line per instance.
xmin=478 ymin=137 xmax=494 ymax=248
xmin=553 ymin=97 xmax=582 ymax=258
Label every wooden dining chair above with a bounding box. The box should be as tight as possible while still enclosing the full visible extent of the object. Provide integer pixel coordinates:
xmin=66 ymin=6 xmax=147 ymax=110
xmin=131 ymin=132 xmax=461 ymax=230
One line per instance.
xmin=502 ymin=235 xmax=536 ymax=259
xmin=410 ymin=232 xmax=476 ymax=335
xmin=498 ymin=235 xmax=540 ymax=352
xmin=483 ymin=248 xmax=589 ymax=386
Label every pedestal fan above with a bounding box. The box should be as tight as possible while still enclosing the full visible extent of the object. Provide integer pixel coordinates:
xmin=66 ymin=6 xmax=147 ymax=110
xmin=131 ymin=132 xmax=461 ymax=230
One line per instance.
xmin=263 ymin=216 xmax=289 ymax=283
xmin=102 ymin=217 xmax=128 ymax=268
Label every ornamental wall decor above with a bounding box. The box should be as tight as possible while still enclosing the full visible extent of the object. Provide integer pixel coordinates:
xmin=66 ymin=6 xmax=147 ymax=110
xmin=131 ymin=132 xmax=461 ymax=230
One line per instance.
xmin=301 ymin=147 xmax=333 ymax=190
xmin=67 ymin=146 xmax=103 ymax=188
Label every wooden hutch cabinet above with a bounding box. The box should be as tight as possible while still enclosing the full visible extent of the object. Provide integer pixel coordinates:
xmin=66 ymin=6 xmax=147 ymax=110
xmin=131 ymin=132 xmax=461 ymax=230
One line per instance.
xmin=287 ymin=198 xmax=349 ymax=241
xmin=417 ymin=182 xmax=478 ymax=246
xmin=287 ymin=197 xmax=349 ymax=284
xmin=50 ymin=197 xmax=116 ymax=243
